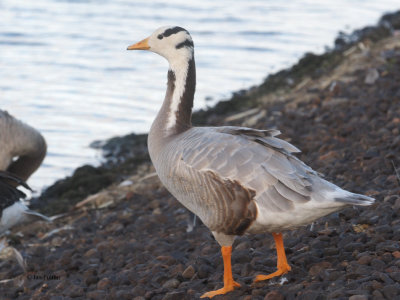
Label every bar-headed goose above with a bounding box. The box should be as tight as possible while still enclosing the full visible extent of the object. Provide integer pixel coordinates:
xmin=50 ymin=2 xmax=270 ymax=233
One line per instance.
xmin=127 ymin=26 xmax=375 ymax=298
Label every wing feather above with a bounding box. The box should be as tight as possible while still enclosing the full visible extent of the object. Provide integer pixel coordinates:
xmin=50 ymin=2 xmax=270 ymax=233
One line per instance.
xmin=180 ymin=126 xmax=312 ymax=214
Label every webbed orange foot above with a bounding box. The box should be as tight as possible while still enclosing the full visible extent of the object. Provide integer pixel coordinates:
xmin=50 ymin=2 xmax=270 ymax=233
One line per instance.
xmin=254 ymin=232 xmax=291 ymax=283
xmin=254 ymin=264 xmax=291 ymax=282
xmin=200 ymin=281 xmax=241 ymax=298
xmin=200 ymin=245 xmax=240 ymax=298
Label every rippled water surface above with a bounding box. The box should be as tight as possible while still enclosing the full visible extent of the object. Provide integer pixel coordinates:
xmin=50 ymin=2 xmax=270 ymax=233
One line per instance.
xmin=1 ymin=0 xmax=399 ymax=190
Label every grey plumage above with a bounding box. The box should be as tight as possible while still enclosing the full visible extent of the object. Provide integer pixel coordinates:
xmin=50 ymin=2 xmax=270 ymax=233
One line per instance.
xmin=129 ymin=26 xmax=375 ymax=248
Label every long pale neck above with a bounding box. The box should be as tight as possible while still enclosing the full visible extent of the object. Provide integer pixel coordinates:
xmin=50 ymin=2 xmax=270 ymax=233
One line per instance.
xmin=150 ymin=55 xmax=196 ymax=139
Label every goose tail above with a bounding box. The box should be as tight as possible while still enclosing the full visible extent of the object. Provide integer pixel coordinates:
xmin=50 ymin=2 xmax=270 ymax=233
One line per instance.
xmin=334 ymin=192 xmax=375 ymax=206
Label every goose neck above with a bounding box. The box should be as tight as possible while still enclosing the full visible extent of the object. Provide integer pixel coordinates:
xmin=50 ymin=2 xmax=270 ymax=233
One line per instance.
xmin=152 ymin=55 xmax=196 ymax=138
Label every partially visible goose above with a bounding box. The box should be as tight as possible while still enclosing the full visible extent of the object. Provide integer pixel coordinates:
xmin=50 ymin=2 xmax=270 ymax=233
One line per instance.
xmin=127 ymin=26 xmax=375 ymax=298
xmin=0 ymin=171 xmax=51 ymax=235
xmin=0 ymin=110 xmax=47 ymax=183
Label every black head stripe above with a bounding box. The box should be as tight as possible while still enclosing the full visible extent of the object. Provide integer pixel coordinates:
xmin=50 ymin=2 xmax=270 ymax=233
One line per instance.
xmin=163 ymin=26 xmax=187 ymax=38
xmin=176 ymin=39 xmax=194 ymax=49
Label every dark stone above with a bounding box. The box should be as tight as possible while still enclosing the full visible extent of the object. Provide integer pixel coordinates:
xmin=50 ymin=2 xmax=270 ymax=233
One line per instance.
xmin=376 ymin=241 xmax=400 ymax=252
xmin=241 ymin=263 xmax=253 ymax=277
xmin=67 ymin=284 xmax=85 ymax=297
xmin=182 ymin=265 xmax=195 ymax=279
xmin=162 ymin=291 xmax=189 ymax=300
xmin=382 ymin=284 xmax=400 ymax=299
xmin=298 ymin=290 xmax=322 ymax=300
xmin=264 ymin=290 xmax=284 ymax=300
xmin=357 ymin=255 xmax=372 ymax=265
xmin=197 ymin=265 xmax=214 ymax=279
xmin=327 ymin=289 xmax=345 ymax=299
xmin=390 ymin=272 xmax=400 ymax=283
xmin=370 ymin=259 xmax=386 ymax=271
xmin=131 ymin=284 xmax=146 ymax=296
xmin=87 ymin=290 xmax=107 ymax=299
xmin=348 ymin=295 xmax=368 ymax=300
xmin=344 ymin=242 xmax=364 ymax=252
xmin=355 ymin=265 xmax=372 ymax=275
xmin=323 ymin=247 xmax=339 ymax=256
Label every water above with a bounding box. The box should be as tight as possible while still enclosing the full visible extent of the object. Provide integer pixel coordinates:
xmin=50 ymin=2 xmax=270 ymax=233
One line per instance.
xmin=1 ymin=0 xmax=398 ymax=191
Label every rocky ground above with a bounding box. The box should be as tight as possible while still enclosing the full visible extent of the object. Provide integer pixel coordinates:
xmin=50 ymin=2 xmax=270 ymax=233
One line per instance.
xmin=1 ymin=11 xmax=400 ymax=300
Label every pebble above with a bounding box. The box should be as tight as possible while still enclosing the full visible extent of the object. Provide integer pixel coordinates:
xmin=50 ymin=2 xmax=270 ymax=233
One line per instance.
xmin=162 ymin=291 xmax=188 ymax=300
xmin=264 ymin=290 xmax=284 ymax=300
xmin=308 ymin=261 xmax=332 ymax=277
xmin=382 ymin=284 xmax=400 ymax=299
xmin=357 ymin=254 xmax=372 ymax=265
xmin=162 ymin=278 xmax=180 ymax=289
xmin=182 ymin=265 xmax=195 ymax=279
xmin=370 ymin=259 xmax=386 ymax=271
xmin=86 ymin=290 xmax=107 ymax=299
xmin=371 ymin=290 xmax=385 ymax=300
xmin=197 ymin=265 xmax=213 ymax=279
xmin=97 ymin=277 xmax=111 ymax=290
xmin=67 ymin=284 xmax=85 ymax=297
xmin=84 ymin=248 xmax=98 ymax=258
xmin=349 ymin=296 xmax=368 ymax=300
xmin=298 ymin=290 xmax=320 ymax=300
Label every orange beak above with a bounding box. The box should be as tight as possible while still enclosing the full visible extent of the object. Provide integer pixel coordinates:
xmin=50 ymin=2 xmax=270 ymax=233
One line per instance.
xmin=127 ymin=37 xmax=150 ymax=50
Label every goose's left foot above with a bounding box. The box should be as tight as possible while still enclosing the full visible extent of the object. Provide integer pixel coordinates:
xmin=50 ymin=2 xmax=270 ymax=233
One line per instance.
xmin=200 ymin=280 xmax=241 ymax=298
xmin=254 ymin=264 xmax=291 ymax=282
xmin=254 ymin=232 xmax=291 ymax=283
xmin=200 ymin=246 xmax=241 ymax=298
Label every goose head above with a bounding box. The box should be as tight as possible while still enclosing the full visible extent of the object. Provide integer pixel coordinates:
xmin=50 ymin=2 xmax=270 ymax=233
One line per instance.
xmin=127 ymin=26 xmax=194 ymax=63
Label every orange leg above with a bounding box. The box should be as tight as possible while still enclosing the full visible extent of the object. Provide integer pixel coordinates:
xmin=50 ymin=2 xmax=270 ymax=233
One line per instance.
xmin=254 ymin=232 xmax=291 ymax=282
xmin=200 ymin=246 xmax=241 ymax=298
